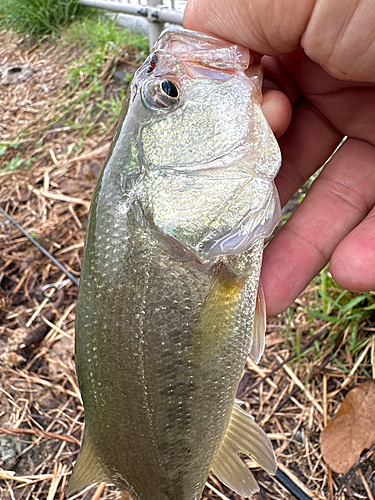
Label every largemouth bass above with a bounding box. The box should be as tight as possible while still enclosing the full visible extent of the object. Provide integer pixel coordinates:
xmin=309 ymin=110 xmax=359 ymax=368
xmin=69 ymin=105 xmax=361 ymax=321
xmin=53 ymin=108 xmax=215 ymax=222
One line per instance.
xmin=68 ymin=28 xmax=281 ymax=500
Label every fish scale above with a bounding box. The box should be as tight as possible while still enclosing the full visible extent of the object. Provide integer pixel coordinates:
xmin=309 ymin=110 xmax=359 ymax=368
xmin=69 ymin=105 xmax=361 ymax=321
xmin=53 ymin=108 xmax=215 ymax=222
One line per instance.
xmin=76 ymin=211 xmax=249 ymax=497
xmin=68 ymin=28 xmax=280 ymax=500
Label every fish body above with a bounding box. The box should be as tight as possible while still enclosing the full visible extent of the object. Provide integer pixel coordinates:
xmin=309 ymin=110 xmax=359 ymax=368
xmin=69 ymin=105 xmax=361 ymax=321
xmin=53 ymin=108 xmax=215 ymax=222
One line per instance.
xmin=68 ymin=29 xmax=281 ymax=500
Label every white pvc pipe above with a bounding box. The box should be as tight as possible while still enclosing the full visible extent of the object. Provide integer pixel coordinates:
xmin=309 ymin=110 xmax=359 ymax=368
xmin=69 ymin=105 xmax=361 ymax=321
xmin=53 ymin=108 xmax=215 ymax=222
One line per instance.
xmin=80 ymin=1 xmax=183 ymax=25
xmin=147 ymin=0 xmax=164 ymax=49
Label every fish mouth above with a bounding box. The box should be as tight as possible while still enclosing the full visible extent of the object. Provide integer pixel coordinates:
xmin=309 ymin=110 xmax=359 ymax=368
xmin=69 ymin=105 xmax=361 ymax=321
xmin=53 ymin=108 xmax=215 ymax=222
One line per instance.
xmin=155 ymin=27 xmax=251 ymax=74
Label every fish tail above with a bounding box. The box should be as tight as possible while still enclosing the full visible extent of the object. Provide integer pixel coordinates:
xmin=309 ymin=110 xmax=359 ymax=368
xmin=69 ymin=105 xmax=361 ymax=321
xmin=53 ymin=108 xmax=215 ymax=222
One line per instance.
xmin=210 ymin=403 xmax=276 ymax=496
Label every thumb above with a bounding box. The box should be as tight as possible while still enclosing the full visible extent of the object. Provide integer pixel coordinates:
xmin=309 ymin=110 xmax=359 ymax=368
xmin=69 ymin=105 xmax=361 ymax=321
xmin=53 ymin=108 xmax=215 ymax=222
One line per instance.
xmin=184 ymin=0 xmax=375 ymax=83
xmin=183 ymin=0 xmax=314 ymax=56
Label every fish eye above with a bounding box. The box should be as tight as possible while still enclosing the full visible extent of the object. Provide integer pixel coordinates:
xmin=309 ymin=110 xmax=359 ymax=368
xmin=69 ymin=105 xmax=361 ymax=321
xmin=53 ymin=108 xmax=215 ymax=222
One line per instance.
xmin=141 ymin=78 xmax=181 ymax=110
xmin=161 ymin=80 xmax=179 ymax=98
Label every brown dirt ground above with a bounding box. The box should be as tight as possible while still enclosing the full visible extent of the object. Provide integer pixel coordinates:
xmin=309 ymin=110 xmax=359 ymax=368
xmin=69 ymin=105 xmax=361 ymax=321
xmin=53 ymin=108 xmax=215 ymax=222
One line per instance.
xmin=1 ymin=28 xmax=375 ymax=500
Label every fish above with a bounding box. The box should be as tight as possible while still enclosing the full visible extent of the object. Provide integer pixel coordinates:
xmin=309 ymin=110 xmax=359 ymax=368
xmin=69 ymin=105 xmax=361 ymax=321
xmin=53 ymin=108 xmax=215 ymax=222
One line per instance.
xmin=67 ymin=28 xmax=281 ymax=500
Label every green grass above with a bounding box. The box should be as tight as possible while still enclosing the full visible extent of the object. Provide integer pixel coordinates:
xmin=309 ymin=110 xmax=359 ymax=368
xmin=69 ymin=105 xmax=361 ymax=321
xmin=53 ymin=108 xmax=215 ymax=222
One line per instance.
xmin=0 ymin=0 xmax=98 ymax=38
xmin=305 ymin=267 xmax=374 ymax=340
xmin=63 ymin=17 xmax=148 ymax=89
xmin=281 ymin=263 xmax=375 ymax=381
xmin=296 ymin=266 xmax=375 ymax=379
xmin=97 ymin=90 xmax=127 ymax=125
xmin=0 ymin=145 xmax=32 ymax=171
xmin=1 ymin=15 xmax=148 ymax=170
xmin=55 ymin=17 xmax=147 ymax=139
xmin=57 ymin=17 xmax=147 ymax=135
xmin=63 ymin=16 xmax=148 ymax=55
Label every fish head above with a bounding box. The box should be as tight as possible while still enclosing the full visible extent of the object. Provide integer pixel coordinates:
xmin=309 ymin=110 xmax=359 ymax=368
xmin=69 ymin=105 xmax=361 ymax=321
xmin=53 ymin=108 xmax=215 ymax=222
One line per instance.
xmin=118 ymin=28 xmax=282 ymax=262
xmin=134 ymin=29 xmax=255 ymax=170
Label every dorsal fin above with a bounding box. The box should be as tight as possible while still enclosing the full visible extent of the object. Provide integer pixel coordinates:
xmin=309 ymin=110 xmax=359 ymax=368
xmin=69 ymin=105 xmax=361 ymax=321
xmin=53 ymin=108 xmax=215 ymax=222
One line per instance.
xmin=210 ymin=403 xmax=276 ymax=496
xmin=66 ymin=433 xmax=107 ymax=497
xmin=249 ymin=280 xmax=266 ymax=364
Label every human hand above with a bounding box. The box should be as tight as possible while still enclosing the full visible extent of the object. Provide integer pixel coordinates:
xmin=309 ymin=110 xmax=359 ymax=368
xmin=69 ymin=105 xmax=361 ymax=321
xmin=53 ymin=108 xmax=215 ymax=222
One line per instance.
xmin=184 ymin=0 xmax=375 ymax=316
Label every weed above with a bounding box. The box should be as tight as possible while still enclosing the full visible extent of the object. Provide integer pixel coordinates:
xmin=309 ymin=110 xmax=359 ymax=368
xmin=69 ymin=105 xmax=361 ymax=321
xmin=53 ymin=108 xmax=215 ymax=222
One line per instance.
xmin=29 ymin=232 xmax=40 ymax=243
xmin=63 ymin=16 xmax=148 ymax=55
xmin=46 ymin=18 xmax=147 ymax=139
xmin=301 ymin=266 xmax=375 ymax=360
xmin=125 ymin=72 xmax=134 ymax=84
xmin=0 ymin=0 xmax=97 ymax=38
xmin=1 ymin=153 xmax=32 ymax=171
xmin=97 ymin=90 xmax=126 ymax=128
xmin=63 ymin=17 xmax=147 ymax=89
xmin=73 ymin=138 xmax=85 ymax=153
xmin=333 ymin=357 xmax=350 ymax=374
xmin=0 ymin=144 xmax=33 ymax=170
xmin=2 ymin=13 xmax=147 ymax=163
xmin=281 ymin=262 xmax=375 ymax=381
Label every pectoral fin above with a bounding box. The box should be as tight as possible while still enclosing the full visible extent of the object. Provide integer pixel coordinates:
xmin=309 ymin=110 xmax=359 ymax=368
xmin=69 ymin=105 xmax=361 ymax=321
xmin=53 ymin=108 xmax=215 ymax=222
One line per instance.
xmin=66 ymin=433 xmax=107 ymax=496
xmin=249 ymin=281 xmax=266 ymax=364
xmin=210 ymin=403 xmax=276 ymax=496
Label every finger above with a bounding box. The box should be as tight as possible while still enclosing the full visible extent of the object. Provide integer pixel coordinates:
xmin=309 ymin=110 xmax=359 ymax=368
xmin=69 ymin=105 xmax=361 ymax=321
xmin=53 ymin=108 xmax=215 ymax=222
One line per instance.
xmin=279 ymin=48 xmax=375 ymax=145
xmin=262 ymin=56 xmax=301 ymax=106
xmin=183 ymin=0 xmax=314 ymax=55
xmin=276 ymin=98 xmax=343 ymax=206
xmin=302 ymin=0 xmax=375 ymax=82
xmin=262 ymin=138 xmax=375 ymax=316
xmin=261 ymin=89 xmax=292 ymax=138
xmin=330 ymin=207 xmax=375 ymax=292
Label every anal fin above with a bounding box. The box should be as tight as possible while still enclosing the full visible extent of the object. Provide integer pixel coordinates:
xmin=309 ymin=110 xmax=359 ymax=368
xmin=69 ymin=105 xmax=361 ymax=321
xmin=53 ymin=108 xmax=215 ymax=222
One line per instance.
xmin=249 ymin=280 xmax=266 ymax=364
xmin=66 ymin=433 xmax=107 ymax=497
xmin=210 ymin=404 xmax=276 ymax=497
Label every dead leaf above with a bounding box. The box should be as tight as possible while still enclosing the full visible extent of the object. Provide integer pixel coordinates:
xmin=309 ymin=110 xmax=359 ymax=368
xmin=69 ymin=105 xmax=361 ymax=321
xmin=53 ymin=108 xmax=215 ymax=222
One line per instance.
xmin=59 ymin=179 xmax=95 ymax=195
xmin=59 ymin=179 xmax=79 ymax=194
xmin=60 ymin=162 xmax=101 ymax=195
xmin=78 ymin=161 xmax=101 ymax=181
xmin=320 ymin=379 xmax=375 ymax=473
